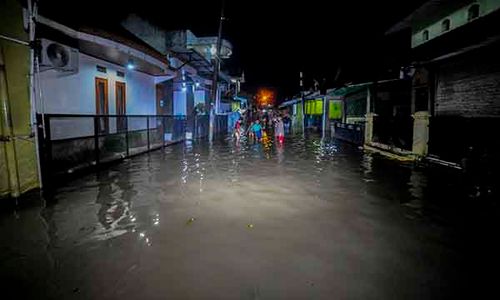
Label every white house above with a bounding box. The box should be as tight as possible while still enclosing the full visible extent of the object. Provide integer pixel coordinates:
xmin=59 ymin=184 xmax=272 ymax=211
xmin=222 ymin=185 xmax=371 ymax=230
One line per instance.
xmin=35 ymin=16 xmax=175 ymax=140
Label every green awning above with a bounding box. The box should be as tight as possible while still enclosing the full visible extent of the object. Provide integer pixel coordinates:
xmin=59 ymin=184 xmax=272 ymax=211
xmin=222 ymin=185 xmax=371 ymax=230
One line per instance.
xmin=328 ymin=83 xmax=371 ymax=97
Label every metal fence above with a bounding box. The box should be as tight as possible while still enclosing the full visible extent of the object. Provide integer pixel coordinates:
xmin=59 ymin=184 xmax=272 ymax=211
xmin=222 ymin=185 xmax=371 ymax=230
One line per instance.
xmin=331 ymin=122 xmax=364 ymax=145
xmin=37 ymin=114 xmax=228 ymax=181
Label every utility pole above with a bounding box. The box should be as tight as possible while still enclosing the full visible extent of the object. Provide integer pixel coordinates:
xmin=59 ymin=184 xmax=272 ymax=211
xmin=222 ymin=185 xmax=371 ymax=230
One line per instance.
xmin=300 ymin=71 xmax=306 ymax=134
xmin=209 ymin=0 xmax=225 ymax=140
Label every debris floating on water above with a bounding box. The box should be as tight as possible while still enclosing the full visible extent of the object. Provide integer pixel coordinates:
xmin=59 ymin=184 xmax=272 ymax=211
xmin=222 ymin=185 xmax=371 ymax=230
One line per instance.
xmin=186 ymin=217 xmax=196 ymax=225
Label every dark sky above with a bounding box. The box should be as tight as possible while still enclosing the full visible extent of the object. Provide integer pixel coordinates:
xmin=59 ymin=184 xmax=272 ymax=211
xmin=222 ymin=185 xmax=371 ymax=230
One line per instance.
xmin=40 ymin=0 xmax=427 ymax=98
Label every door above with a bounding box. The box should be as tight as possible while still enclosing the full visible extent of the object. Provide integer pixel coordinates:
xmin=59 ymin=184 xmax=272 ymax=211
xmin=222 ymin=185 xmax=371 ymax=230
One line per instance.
xmin=116 ymin=81 xmax=126 ymax=132
xmin=156 ymin=81 xmax=173 ymax=115
xmin=95 ymin=77 xmax=109 ymax=134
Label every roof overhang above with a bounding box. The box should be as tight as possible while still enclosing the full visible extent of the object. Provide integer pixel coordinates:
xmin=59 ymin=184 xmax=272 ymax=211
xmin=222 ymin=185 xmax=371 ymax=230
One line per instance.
xmin=37 ymin=15 xmax=172 ymax=76
xmin=171 ymin=47 xmax=213 ymax=77
xmin=279 ymin=99 xmax=301 ymax=108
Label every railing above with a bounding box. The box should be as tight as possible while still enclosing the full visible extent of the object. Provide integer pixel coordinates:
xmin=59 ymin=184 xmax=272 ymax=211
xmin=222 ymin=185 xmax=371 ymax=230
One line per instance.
xmin=37 ymin=114 xmax=228 ymax=181
xmin=331 ymin=122 xmax=364 ymax=145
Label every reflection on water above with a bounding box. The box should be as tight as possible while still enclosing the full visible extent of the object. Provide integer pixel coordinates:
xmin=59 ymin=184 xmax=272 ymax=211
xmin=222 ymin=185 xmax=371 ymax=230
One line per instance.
xmin=1 ymin=133 xmax=499 ymax=299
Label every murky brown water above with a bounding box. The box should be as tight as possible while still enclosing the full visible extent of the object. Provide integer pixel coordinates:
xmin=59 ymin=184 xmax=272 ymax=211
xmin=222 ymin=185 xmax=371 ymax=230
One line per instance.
xmin=1 ymin=134 xmax=498 ymax=299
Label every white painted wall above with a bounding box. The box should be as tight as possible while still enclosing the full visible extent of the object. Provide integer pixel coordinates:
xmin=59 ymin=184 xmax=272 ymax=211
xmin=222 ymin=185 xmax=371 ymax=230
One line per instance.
xmin=38 ymin=52 xmax=157 ymax=139
xmin=194 ymin=90 xmax=205 ymax=106
xmin=173 ymin=91 xmax=187 ymax=115
xmin=38 ymin=52 xmax=156 ymax=115
xmin=412 ymin=0 xmax=500 ymax=47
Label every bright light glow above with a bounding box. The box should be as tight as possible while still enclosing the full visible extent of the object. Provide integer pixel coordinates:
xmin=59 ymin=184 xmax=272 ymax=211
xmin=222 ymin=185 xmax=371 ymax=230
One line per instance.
xmin=127 ymin=58 xmax=135 ymax=70
xmin=195 ymin=82 xmax=200 ymax=88
xmin=256 ymin=88 xmax=275 ymax=107
xmin=182 ymin=86 xmax=187 ymax=92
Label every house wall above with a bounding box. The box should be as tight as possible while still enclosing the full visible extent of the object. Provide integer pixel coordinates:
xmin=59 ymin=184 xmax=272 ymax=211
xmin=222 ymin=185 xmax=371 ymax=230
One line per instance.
xmin=412 ymin=0 xmax=500 ymax=47
xmin=194 ymin=90 xmax=205 ymax=106
xmin=345 ymin=89 xmax=367 ymax=124
xmin=435 ymin=46 xmax=500 ymax=117
xmin=429 ymin=46 xmax=500 ymax=163
xmin=38 ymin=52 xmax=157 ymax=139
xmin=39 ymin=52 xmax=156 ymax=115
xmin=173 ymin=90 xmax=187 ymax=116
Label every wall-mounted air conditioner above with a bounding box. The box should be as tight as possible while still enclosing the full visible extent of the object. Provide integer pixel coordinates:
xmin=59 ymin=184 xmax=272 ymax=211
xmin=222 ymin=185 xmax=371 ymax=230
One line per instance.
xmin=39 ymin=39 xmax=79 ymax=73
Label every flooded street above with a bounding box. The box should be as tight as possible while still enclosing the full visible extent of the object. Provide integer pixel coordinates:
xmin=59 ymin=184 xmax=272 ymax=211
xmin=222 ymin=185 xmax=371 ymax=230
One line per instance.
xmin=1 ymin=134 xmax=499 ymax=299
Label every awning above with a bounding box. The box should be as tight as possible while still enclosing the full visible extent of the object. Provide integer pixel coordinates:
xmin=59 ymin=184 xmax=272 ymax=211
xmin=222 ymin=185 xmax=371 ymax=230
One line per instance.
xmin=171 ymin=48 xmax=231 ymax=84
xmin=171 ymin=48 xmax=213 ymax=77
xmin=328 ymin=84 xmax=369 ymax=97
xmin=328 ymin=79 xmax=401 ymax=97
xmin=279 ymin=98 xmax=301 ymax=108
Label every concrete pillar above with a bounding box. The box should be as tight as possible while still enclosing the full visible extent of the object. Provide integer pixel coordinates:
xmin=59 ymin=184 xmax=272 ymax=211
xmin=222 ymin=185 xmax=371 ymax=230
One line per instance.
xmin=185 ymin=86 xmax=195 ymax=138
xmin=322 ymin=96 xmax=327 ymax=137
xmin=412 ymin=111 xmax=430 ymax=156
xmin=364 ymin=113 xmax=376 ymax=144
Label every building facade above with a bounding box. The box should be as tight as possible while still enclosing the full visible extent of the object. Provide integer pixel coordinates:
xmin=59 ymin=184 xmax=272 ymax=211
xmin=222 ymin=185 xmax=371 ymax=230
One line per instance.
xmin=388 ymin=0 xmax=500 ymax=168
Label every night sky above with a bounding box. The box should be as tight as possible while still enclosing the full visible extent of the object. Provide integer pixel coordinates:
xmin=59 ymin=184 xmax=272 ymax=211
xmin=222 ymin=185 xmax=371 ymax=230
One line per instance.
xmin=40 ymin=0 xmax=427 ymax=98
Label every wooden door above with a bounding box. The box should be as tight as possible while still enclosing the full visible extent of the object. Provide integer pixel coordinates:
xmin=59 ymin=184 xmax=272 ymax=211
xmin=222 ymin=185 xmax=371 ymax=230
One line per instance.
xmin=95 ymin=78 xmax=109 ymax=134
xmin=116 ymin=81 xmax=126 ymax=131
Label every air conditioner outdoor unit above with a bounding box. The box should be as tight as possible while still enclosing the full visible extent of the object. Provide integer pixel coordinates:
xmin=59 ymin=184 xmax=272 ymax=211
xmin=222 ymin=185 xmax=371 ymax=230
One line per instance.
xmin=39 ymin=39 xmax=79 ymax=73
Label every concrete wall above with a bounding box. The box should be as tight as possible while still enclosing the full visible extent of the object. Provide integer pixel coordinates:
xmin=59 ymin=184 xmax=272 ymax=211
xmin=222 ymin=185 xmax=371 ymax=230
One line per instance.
xmin=412 ymin=0 xmax=500 ymax=47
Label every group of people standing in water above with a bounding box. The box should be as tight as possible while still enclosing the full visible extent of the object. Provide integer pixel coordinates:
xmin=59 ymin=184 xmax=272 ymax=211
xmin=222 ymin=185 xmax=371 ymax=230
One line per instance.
xmin=233 ymin=114 xmax=289 ymax=144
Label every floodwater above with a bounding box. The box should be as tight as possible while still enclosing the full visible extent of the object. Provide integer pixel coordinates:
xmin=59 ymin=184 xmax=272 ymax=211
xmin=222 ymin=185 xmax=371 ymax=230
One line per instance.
xmin=1 ymin=134 xmax=499 ymax=299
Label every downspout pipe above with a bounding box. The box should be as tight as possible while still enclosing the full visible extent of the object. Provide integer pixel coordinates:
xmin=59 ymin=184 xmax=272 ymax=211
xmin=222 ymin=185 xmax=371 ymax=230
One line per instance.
xmin=28 ymin=0 xmax=44 ymax=190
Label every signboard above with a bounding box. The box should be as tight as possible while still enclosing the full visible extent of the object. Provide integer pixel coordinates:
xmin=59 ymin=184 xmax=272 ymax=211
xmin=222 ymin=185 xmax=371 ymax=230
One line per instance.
xmin=305 ymin=99 xmax=323 ymax=115
xmin=329 ymin=100 xmax=342 ymax=119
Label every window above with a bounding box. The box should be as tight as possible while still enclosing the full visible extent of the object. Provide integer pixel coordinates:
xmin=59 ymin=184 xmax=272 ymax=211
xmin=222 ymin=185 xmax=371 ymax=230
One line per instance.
xmin=441 ymin=19 xmax=450 ymax=32
xmin=468 ymin=4 xmax=480 ymax=21
xmin=116 ymin=70 xmax=125 ymax=78
xmin=96 ymin=65 xmax=107 ymax=73
xmin=422 ymin=30 xmax=429 ymax=41
xmin=95 ymin=77 xmax=109 ymax=134
xmin=115 ymin=82 xmax=126 ymax=131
